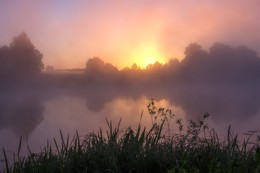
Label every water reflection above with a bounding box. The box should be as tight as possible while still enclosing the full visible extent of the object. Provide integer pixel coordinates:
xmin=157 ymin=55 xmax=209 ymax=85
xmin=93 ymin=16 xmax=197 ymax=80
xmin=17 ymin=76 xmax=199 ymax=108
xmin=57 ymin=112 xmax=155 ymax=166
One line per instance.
xmin=165 ymin=86 xmax=260 ymax=122
xmin=0 ymin=86 xmax=260 ymax=162
xmin=0 ymin=86 xmax=260 ymax=138
xmin=0 ymin=92 xmax=44 ymax=137
xmin=82 ymin=85 xmax=260 ymax=122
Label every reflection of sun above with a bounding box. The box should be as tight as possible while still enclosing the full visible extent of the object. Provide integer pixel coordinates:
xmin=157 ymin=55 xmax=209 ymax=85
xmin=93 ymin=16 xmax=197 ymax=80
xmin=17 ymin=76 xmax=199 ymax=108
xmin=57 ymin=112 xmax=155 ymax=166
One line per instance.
xmin=131 ymin=43 xmax=165 ymax=68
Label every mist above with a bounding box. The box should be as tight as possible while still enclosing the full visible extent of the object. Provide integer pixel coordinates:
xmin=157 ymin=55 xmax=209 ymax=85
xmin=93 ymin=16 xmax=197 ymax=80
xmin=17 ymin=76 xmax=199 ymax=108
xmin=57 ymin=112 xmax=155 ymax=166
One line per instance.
xmin=1 ymin=1 xmax=260 ymax=68
xmin=1 ymin=2 xmax=260 ymax=171
xmin=1 ymin=33 xmax=260 ymax=137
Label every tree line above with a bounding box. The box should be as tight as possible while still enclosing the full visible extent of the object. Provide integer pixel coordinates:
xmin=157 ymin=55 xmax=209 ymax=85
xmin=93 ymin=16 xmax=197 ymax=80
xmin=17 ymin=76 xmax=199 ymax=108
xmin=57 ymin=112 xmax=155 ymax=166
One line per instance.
xmin=1 ymin=32 xmax=260 ymax=89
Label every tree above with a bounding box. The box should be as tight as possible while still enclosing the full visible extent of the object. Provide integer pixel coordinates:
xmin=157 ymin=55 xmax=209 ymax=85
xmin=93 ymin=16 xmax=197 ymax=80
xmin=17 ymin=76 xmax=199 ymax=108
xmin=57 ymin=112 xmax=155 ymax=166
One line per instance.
xmin=0 ymin=46 xmax=11 ymax=77
xmin=85 ymin=57 xmax=105 ymax=74
xmin=9 ymin=32 xmax=44 ymax=75
xmin=0 ymin=32 xmax=44 ymax=88
xmin=85 ymin=57 xmax=119 ymax=84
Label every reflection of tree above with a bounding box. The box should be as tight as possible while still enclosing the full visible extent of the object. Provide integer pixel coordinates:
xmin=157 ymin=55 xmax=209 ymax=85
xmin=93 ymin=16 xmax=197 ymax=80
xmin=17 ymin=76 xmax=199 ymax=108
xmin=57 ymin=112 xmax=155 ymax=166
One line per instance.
xmin=79 ymin=85 xmax=260 ymax=122
xmin=81 ymin=43 xmax=260 ymax=121
xmin=164 ymin=87 xmax=260 ymax=122
xmin=86 ymin=99 xmax=107 ymax=112
xmin=1 ymin=35 xmax=260 ymax=128
xmin=0 ymin=93 xmax=44 ymax=137
xmin=84 ymin=87 xmax=124 ymax=112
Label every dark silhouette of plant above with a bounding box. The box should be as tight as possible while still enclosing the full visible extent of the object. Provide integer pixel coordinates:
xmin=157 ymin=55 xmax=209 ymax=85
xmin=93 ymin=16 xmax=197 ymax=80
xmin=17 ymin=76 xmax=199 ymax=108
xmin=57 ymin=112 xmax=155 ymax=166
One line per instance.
xmin=9 ymin=32 xmax=44 ymax=75
xmin=0 ymin=32 xmax=43 ymax=88
xmin=2 ymin=100 xmax=260 ymax=173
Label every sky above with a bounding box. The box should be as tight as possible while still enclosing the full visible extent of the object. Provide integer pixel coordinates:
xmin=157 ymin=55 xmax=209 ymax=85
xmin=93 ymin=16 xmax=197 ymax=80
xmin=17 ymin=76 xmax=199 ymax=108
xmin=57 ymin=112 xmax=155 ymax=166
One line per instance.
xmin=0 ymin=0 xmax=260 ymax=69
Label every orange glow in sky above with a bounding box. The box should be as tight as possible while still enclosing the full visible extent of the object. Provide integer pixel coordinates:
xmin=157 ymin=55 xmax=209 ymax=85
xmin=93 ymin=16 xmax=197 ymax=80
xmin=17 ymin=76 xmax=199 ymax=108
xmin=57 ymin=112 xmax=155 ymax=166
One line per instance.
xmin=130 ymin=43 xmax=166 ymax=68
xmin=0 ymin=1 xmax=260 ymax=69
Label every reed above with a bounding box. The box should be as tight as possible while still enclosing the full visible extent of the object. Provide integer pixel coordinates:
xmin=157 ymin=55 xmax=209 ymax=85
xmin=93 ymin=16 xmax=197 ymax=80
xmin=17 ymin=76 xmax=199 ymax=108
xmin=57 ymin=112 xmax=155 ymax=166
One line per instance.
xmin=2 ymin=100 xmax=260 ymax=173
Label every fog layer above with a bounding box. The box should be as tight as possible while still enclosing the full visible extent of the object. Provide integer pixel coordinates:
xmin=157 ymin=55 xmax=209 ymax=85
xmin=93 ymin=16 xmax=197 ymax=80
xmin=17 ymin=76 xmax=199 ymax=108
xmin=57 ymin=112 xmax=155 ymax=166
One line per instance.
xmin=1 ymin=33 xmax=260 ymax=136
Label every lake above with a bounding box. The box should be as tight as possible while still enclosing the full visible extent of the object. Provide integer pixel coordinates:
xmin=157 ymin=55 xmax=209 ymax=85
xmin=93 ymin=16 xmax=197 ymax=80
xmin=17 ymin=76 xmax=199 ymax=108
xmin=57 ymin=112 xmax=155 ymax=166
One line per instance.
xmin=1 ymin=85 xmax=260 ymax=168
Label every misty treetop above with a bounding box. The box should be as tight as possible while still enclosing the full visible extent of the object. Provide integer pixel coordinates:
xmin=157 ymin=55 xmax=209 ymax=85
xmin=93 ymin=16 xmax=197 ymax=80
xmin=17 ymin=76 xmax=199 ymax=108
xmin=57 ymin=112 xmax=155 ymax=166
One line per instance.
xmin=83 ymin=43 xmax=260 ymax=87
xmin=1 ymin=33 xmax=260 ymax=123
xmin=0 ymin=32 xmax=43 ymax=74
xmin=1 ymin=33 xmax=260 ymax=89
xmin=84 ymin=57 xmax=119 ymax=84
xmin=0 ymin=33 xmax=43 ymax=88
xmin=179 ymin=43 xmax=260 ymax=84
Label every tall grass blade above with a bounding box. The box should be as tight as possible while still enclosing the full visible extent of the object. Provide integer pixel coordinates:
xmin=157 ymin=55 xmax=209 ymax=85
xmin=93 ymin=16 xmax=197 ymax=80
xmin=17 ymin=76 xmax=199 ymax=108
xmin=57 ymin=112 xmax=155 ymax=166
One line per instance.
xmin=3 ymin=148 xmax=10 ymax=173
xmin=76 ymin=130 xmax=80 ymax=149
xmin=59 ymin=129 xmax=65 ymax=149
xmin=53 ymin=138 xmax=60 ymax=154
xmin=17 ymin=136 xmax=22 ymax=157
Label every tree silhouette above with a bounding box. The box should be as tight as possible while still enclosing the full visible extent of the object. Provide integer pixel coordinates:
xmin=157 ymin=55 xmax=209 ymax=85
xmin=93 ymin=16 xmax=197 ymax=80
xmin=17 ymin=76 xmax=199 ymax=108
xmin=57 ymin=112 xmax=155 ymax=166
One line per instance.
xmin=0 ymin=46 xmax=11 ymax=78
xmin=85 ymin=57 xmax=119 ymax=85
xmin=10 ymin=32 xmax=44 ymax=75
xmin=0 ymin=32 xmax=44 ymax=88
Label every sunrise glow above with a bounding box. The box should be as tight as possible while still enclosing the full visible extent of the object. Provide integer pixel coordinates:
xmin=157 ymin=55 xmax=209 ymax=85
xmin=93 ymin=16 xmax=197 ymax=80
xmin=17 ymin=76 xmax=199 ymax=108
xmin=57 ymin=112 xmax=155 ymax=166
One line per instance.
xmin=0 ymin=1 xmax=259 ymax=69
xmin=130 ymin=43 xmax=166 ymax=68
xmin=1 ymin=1 xmax=260 ymax=172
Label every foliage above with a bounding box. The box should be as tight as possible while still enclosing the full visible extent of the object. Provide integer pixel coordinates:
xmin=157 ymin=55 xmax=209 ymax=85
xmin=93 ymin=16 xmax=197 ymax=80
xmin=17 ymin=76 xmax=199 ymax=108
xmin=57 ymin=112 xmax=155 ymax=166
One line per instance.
xmin=2 ymin=100 xmax=260 ymax=173
xmin=0 ymin=32 xmax=43 ymax=88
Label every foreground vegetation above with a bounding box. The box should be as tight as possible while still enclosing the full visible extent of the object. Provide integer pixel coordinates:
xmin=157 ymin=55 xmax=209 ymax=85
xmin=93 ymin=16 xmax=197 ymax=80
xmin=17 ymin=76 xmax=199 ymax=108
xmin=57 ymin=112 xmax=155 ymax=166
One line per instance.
xmin=2 ymin=100 xmax=260 ymax=173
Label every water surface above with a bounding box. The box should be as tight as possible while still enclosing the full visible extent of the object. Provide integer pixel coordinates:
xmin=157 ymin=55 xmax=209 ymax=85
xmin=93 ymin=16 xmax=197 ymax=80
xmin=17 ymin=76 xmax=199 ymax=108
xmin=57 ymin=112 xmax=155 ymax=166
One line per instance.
xmin=1 ymin=86 xmax=260 ymax=168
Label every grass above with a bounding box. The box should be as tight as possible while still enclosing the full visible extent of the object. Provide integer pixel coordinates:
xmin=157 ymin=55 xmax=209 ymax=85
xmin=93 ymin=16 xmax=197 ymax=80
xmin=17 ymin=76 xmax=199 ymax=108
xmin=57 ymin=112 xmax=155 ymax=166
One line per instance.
xmin=2 ymin=99 xmax=260 ymax=173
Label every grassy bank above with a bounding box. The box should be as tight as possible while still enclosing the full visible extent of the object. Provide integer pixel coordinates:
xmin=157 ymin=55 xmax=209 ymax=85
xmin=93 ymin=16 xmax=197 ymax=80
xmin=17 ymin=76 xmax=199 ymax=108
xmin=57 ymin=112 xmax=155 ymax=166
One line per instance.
xmin=2 ymin=100 xmax=260 ymax=173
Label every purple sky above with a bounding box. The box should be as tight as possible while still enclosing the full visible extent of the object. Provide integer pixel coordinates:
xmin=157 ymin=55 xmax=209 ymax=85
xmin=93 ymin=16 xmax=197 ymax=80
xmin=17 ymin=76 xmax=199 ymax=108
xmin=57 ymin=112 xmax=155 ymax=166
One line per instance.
xmin=0 ymin=0 xmax=260 ymax=69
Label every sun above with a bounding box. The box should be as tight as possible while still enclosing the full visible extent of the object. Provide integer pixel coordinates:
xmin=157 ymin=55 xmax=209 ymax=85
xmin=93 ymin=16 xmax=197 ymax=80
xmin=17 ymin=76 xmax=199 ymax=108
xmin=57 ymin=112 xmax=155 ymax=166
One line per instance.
xmin=131 ymin=43 xmax=165 ymax=69
xmin=144 ymin=57 xmax=157 ymax=66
